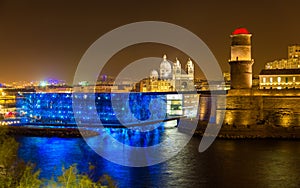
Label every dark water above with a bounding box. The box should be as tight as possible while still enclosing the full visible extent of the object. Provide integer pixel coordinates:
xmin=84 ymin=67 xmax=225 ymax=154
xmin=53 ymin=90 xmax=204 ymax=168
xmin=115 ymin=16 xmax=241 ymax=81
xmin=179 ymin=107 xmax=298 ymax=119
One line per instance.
xmin=17 ymin=127 xmax=300 ymax=188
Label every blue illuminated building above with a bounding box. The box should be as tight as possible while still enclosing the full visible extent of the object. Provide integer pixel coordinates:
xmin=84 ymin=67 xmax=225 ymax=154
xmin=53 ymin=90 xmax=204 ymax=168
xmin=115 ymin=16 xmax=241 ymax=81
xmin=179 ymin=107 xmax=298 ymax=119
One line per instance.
xmin=16 ymin=93 xmax=169 ymax=126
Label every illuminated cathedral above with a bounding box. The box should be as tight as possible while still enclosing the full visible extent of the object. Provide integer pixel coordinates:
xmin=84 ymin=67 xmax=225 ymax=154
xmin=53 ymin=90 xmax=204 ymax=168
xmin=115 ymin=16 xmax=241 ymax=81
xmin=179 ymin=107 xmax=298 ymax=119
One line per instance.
xmin=138 ymin=55 xmax=195 ymax=92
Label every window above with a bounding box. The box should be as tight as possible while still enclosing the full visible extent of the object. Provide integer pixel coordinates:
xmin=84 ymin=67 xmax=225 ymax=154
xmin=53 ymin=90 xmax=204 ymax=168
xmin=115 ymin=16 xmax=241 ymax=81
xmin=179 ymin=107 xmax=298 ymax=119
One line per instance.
xmin=263 ymin=77 xmax=266 ymax=83
xmin=270 ymin=77 xmax=273 ymax=83
xmin=277 ymin=77 xmax=281 ymax=83
xmin=293 ymin=77 xmax=296 ymax=82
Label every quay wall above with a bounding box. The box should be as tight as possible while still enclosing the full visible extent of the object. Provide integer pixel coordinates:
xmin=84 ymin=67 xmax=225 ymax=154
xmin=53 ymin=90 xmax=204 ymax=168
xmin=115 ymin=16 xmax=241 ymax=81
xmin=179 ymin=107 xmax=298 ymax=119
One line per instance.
xmin=195 ymin=89 xmax=300 ymax=138
xmin=198 ymin=89 xmax=300 ymax=128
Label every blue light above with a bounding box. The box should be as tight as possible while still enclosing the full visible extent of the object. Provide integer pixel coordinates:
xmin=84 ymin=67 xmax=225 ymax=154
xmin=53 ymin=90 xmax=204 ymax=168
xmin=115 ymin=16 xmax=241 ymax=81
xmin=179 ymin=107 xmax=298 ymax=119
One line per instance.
xmin=16 ymin=93 xmax=168 ymax=126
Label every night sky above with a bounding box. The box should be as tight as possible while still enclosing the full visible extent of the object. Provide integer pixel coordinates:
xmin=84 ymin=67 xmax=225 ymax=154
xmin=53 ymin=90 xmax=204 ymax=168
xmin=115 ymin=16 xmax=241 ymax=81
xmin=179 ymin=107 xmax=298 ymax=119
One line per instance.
xmin=1 ymin=0 xmax=300 ymax=84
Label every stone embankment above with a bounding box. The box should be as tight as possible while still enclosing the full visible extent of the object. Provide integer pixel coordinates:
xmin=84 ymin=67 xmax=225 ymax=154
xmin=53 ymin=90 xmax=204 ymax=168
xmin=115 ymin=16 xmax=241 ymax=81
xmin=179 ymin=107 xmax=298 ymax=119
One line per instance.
xmin=195 ymin=122 xmax=300 ymax=139
xmin=193 ymin=89 xmax=300 ymax=139
xmin=4 ymin=126 xmax=99 ymax=138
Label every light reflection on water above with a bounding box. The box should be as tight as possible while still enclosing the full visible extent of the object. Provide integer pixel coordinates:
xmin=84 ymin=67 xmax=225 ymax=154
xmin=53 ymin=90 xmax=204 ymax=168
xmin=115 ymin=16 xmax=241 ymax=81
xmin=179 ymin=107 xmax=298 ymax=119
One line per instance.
xmin=17 ymin=127 xmax=300 ymax=188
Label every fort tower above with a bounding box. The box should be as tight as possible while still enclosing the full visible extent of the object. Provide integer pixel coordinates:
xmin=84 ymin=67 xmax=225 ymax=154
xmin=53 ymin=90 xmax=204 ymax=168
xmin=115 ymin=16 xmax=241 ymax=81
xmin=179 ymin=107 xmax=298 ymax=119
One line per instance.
xmin=229 ymin=28 xmax=254 ymax=89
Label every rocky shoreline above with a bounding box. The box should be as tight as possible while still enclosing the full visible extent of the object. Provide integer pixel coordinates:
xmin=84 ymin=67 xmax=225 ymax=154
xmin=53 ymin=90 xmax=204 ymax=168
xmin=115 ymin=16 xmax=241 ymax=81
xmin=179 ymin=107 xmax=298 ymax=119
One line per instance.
xmin=4 ymin=126 xmax=99 ymax=138
xmin=194 ymin=121 xmax=300 ymax=139
xmin=3 ymin=122 xmax=300 ymax=139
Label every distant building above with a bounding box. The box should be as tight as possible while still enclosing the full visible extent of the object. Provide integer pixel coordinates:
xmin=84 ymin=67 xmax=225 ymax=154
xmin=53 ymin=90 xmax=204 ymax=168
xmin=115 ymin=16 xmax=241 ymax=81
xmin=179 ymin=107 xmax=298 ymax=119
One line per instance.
xmin=137 ymin=55 xmax=195 ymax=92
xmin=223 ymin=72 xmax=230 ymax=83
xmin=74 ymin=75 xmax=135 ymax=93
xmin=265 ymin=45 xmax=300 ymax=70
xmin=259 ymin=45 xmax=300 ymax=89
xmin=252 ymin=75 xmax=260 ymax=88
xmin=223 ymin=72 xmax=231 ymax=90
xmin=0 ymin=88 xmax=18 ymax=124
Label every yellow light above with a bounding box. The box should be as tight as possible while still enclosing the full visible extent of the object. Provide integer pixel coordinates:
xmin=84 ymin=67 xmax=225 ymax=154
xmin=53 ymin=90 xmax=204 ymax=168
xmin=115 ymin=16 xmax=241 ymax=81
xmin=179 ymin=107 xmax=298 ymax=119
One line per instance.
xmin=277 ymin=77 xmax=281 ymax=83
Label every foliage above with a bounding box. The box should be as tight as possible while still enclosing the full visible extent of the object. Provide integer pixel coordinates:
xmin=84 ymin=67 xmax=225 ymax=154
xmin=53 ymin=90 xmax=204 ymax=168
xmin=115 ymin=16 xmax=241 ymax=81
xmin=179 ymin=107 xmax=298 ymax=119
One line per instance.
xmin=17 ymin=164 xmax=42 ymax=188
xmin=0 ymin=127 xmax=26 ymax=188
xmin=0 ymin=127 xmax=117 ymax=188
xmin=45 ymin=164 xmax=117 ymax=188
xmin=100 ymin=174 xmax=117 ymax=188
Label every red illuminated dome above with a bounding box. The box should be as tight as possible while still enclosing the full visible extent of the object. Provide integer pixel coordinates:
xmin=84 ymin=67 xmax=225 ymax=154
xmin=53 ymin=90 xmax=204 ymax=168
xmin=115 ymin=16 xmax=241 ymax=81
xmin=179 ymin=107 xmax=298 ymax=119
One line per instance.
xmin=232 ymin=28 xmax=250 ymax=35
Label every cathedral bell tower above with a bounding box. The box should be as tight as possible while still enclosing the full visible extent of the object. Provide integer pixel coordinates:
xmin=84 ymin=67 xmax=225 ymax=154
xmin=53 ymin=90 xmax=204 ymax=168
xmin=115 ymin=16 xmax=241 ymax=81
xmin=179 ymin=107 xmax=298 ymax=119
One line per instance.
xmin=229 ymin=28 xmax=254 ymax=89
xmin=186 ymin=58 xmax=194 ymax=76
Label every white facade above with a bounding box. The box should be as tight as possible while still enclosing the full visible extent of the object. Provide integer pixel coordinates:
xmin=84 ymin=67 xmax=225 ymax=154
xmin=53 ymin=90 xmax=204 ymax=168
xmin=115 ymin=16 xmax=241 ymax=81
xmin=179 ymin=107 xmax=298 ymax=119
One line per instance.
xmin=140 ymin=55 xmax=195 ymax=92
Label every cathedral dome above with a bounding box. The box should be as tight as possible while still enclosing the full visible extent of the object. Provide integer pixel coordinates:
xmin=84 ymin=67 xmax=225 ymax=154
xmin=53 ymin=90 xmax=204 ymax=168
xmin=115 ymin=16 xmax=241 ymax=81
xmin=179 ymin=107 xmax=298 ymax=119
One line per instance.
xmin=160 ymin=55 xmax=172 ymax=79
xmin=232 ymin=28 xmax=250 ymax=35
xmin=150 ymin=69 xmax=159 ymax=80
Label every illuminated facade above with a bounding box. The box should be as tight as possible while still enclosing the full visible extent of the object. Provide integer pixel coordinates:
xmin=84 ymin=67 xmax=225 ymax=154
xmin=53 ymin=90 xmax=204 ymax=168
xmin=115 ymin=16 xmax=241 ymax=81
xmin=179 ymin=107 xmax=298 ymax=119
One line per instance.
xmin=139 ymin=55 xmax=195 ymax=92
xmin=0 ymin=88 xmax=22 ymax=125
xmin=16 ymin=92 xmax=199 ymax=125
xmin=139 ymin=78 xmax=173 ymax=92
xmin=259 ymin=45 xmax=300 ymax=89
xmin=229 ymin=28 xmax=254 ymax=89
xmin=265 ymin=45 xmax=300 ymax=69
xmin=0 ymin=89 xmax=16 ymax=119
xmin=17 ymin=93 xmax=168 ymax=125
xmin=259 ymin=69 xmax=300 ymax=89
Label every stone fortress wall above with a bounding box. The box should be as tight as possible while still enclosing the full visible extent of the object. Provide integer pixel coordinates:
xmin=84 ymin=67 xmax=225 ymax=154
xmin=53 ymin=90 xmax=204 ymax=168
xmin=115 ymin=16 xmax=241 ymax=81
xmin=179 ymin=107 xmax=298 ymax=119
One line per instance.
xmin=223 ymin=89 xmax=300 ymax=128
xmin=195 ymin=90 xmax=300 ymax=138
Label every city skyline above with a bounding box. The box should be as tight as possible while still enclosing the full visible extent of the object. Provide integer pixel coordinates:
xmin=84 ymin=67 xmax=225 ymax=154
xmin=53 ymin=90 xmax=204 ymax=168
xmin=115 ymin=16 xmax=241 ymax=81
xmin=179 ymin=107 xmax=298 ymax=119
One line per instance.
xmin=1 ymin=1 xmax=300 ymax=84
xmin=1 ymin=2 xmax=300 ymax=186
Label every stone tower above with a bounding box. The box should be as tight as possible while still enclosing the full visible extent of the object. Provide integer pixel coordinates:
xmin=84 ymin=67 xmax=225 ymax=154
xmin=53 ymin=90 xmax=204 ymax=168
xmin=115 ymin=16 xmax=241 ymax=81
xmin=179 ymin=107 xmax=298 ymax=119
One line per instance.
xmin=229 ymin=28 xmax=254 ymax=89
xmin=186 ymin=58 xmax=194 ymax=76
xmin=173 ymin=58 xmax=182 ymax=90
